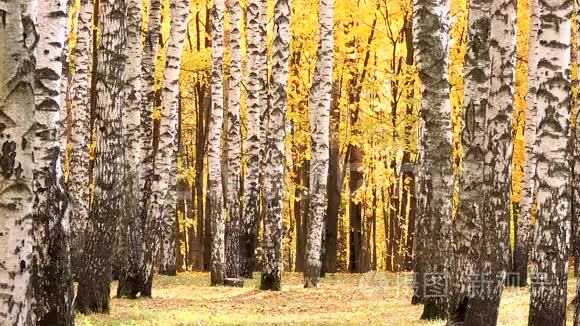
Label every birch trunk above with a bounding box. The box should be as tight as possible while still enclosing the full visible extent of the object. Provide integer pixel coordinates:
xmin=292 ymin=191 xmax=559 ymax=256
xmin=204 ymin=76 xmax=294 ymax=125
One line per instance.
xmin=142 ymin=0 xmax=191 ymax=294
xmin=116 ymin=0 xmax=144 ymax=299
xmin=32 ymin=0 xmax=74 ymax=323
xmin=135 ymin=0 xmax=162 ymax=293
xmin=514 ymin=0 xmax=539 ymax=288
xmin=412 ymin=0 xmax=454 ymax=318
xmin=528 ymin=0 xmax=572 ymax=324
xmin=452 ymin=0 xmax=491 ymax=316
xmin=209 ymin=0 xmax=226 ymax=286
xmin=68 ymin=0 xmax=93 ymax=274
xmin=261 ymin=0 xmax=291 ymax=291
xmin=241 ymin=0 xmax=268 ymax=279
xmin=159 ymin=157 xmax=178 ymax=275
xmin=304 ymin=0 xmax=333 ymax=288
xmin=0 ymin=1 xmax=36 ymax=323
xmin=75 ymin=0 xmax=126 ymax=313
xmin=225 ymin=0 xmax=243 ymax=279
xmin=463 ymin=0 xmax=516 ymax=322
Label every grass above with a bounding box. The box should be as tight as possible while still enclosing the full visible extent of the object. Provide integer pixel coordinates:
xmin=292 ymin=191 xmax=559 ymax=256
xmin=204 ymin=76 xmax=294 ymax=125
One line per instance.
xmin=77 ymin=272 xmax=577 ymax=325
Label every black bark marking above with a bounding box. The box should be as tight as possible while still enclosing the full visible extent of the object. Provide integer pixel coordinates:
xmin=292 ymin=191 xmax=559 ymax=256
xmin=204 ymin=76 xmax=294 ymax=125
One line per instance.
xmin=0 ymin=137 xmax=17 ymax=179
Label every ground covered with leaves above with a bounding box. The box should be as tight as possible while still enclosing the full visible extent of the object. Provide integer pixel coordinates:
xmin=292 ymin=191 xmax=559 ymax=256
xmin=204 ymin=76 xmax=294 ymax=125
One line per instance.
xmin=77 ymin=272 xmax=576 ymax=325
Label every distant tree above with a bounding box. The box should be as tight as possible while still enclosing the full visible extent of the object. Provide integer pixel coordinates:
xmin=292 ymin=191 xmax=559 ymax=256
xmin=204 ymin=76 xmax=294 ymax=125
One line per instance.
xmin=209 ymin=0 xmax=226 ymax=286
xmin=261 ymin=0 xmax=291 ymax=291
xmin=304 ymin=0 xmax=333 ymax=288
xmin=528 ymin=0 xmax=572 ymax=324
xmin=75 ymin=0 xmax=126 ymax=313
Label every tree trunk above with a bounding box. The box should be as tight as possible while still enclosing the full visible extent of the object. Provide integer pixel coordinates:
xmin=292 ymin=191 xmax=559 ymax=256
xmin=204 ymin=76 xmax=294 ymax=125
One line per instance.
xmin=75 ymin=0 xmax=127 ymax=313
xmin=32 ymin=0 xmax=74 ymax=323
xmin=325 ymin=81 xmax=341 ymax=274
xmin=528 ymin=0 xmax=572 ymax=324
xmin=450 ymin=0 xmax=492 ymax=317
xmin=68 ymin=0 xmax=94 ymax=275
xmin=0 ymin=2 xmax=38 ymax=324
xmin=225 ymin=0 xmax=243 ymax=280
xmin=116 ymin=0 xmax=144 ymax=299
xmin=513 ymin=0 xmax=539 ymax=289
xmin=209 ymin=0 xmax=226 ymax=286
xmin=142 ymin=0 xmax=191 ymax=293
xmin=412 ymin=0 xmax=454 ymax=318
xmin=304 ymin=0 xmax=333 ymax=288
xmin=159 ymin=159 xmax=178 ymax=276
xmin=261 ymin=0 xmax=291 ymax=291
xmin=241 ymin=0 xmax=268 ymax=279
xmin=463 ymin=0 xmax=516 ymax=322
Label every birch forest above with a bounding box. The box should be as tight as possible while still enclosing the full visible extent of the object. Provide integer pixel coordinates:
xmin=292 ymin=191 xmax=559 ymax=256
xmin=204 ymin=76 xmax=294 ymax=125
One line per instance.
xmin=3 ymin=0 xmax=580 ymax=324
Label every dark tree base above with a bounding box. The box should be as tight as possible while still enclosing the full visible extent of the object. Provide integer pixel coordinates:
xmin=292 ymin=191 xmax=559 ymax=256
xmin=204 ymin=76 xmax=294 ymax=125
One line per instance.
xmin=411 ymin=294 xmax=422 ymax=305
xmin=304 ymin=264 xmax=321 ymax=288
xmin=260 ymin=273 xmax=281 ymax=291
xmin=463 ymin=295 xmax=501 ymax=326
xmin=76 ymin=283 xmax=111 ymax=314
xmin=420 ymin=301 xmax=446 ymax=320
xmin=224 ymin=278 xmax=244 ymax=287
xmin=117 ymin=275 xmax=142 ymax=299
xmin=142 ymin=273 xmax=153 ymax=297
xmin=159 ymin=267 xmax=177 ymax=276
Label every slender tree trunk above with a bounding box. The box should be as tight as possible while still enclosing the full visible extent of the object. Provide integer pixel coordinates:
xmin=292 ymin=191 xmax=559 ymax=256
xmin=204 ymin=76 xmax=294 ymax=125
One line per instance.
xmin=304 ymin=0 xmax=333 ymax=288
xmin=261 ymin=0 xmax=291 ymax=291
xmin=116 ymin=0 xmax=144 ymax=299
xmin=76 ymin=0 xmax=127 ymax=313
xmin=412 ymin=0 xmax=454 ymax=318
xmin=225 ymin=0 xmax=243 ymax=280
xmin=209 ymin=0 xmax=226 ymax=286
xmin=528 ymin=0 xmax=572 ymax=324
xmin=450 ymin=0 xmax=491 ymax=317
xmin=32 ymin=0 xmax=74 ymax=323
xmin=0 ymin=1 xmax=36 ymax=324
xmin=142 ymin=0 xmax=191 ymax=294
xmin=159 ymin=159 xmax=178 ymax=276
xmin=463 ymin=0 xmax=516 ymax=322
xmin=241 ymin=0 xmax=268 ymax=279
xmin=513 ymin=0 xmax=539 ymax=289
xmin=325 ymin=81 xmax=341 ymax=273
xmin=68 ymin=0 xmax=94 ymax=275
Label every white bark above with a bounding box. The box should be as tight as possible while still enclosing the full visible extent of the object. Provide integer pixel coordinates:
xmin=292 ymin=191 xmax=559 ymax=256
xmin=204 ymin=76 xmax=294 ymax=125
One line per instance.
xmin=412 ymin=0 xmax=454 ymax=317
xmin=67 ymin=0 xmax=93 ymax=270
xmin=304 ymin=0 xmax=333 ymax=289
xmin=144 ymin=0 xmax=191 ymax=289
xmin=261 ymin=0 xmax=291 ymax=291
xmin=209 ymin=0 xmax=226 ymax=286
xmin=528 ymin=0 xmax=572 ymax=323
xmin=225 ymin=0 xmax=243 ymax=279
xmin=32 ymin=0 xmax=74 ymax=322
xmin=241 ymin=0 xmax=268 ymax=278
xmin=0 ymin=1 xmax=36 ymax=323
xmin=75 ymin=0 xmax=126 ymax=313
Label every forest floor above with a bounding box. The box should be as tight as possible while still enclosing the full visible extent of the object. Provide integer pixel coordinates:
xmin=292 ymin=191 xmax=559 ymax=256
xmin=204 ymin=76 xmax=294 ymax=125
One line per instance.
xmin=77 ymin=272 xmax=577 ymax=325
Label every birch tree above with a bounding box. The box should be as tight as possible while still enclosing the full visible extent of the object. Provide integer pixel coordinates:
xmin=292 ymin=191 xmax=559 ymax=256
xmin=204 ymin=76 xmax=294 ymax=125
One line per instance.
xmin=452 ymin=0 xmax=490 ymax=316
xmin=68 ymin=0 xmax=93 ymax=273
xmin=304 ymin=0 xmax=333 ymax=288
xmin=514 ymin=0 xmax=539 ymax=288
xmin=528 ymin=0 xmax=572 ymax=323
xmin=116 ymin=0 xmax=144 ymax=298
xmin=225 ymin=0 xmax=243 ymax=280
xmin=209 ymin=0 xmax=226 ymax=286
xmin=32 ymin=0 xmax=74 ymax=323
xmin=142 ymin=0 xmax=191 ymax=295
xmin=0 ymin=1 xmax=36 ymax=323
xmin=261 ymin=0 xmax=291 ymax=291
xmin=412 ymin=0 xmax=454 ymax=318
xmin=159 ymin=158 xmax=178 ymax=275
xmin=241 ymin=0 xmax=268 ymax=279
xmin=75 ymin=0 xmax=126 ymax=313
